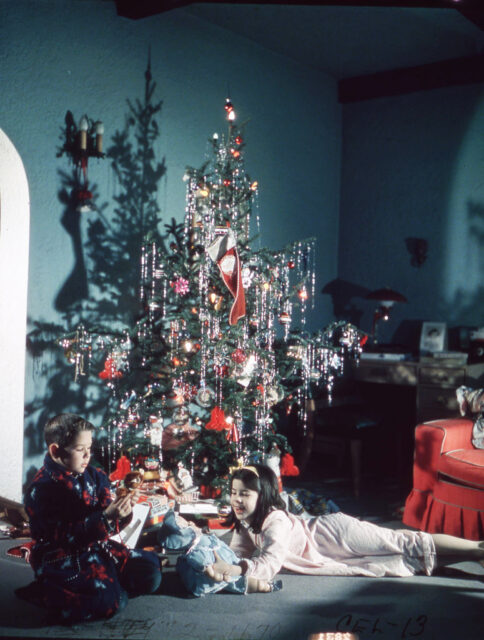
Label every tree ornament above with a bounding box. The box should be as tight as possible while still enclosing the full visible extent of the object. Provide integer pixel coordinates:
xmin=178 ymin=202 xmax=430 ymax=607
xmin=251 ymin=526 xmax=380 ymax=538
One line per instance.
xmin=208 ymin=291 xmax=223 ymax=311
xmin=172 ymin=406 xmax=190 ymax=425
xmin=264 ymin=444 xmax=281 ymax=482
xmin=206 ymin=229 xmax=246 ymax=325
xmin=287 ymin=260 xmax=295 ymax=269
xmin=226 ymin=420 xmax=240 ymax=443
xmin=109 ymin=454 xmax=132 ymax=482
xmin=162 ymin=421 xmax=200 ymax=450
xmin=64 ymin=348 xmax=77 ymax=365
xmin=120 ymin=389 xmax=137 ymax=409
xmin=241 ymin=266 xmax=254 ymax=288
xmin=148 ymin=299 xmax=161 ymax=311
xmin=205 ymin=406 xmax=231 ymax=432
xmin=231 ymin=348 xmax=247 ymax=364
xmin=166 ymin=388 xmax=185 ymax=407
xmin=171 ymin=277 xmax=190 ymax=295
xmin=196 ymin=387 xmax=215 ymax=408
xmin=224 ymin=98 xmax=235 ymax=121
xmin=214 ymin=364 xmax=229 ymax=378
xmin=278 ymin=311 xmax=291 ymax=325
xmin=298 ymin=287 xmax=309 ymax=301
xmin=266 ymin=385 xmax=282 ymax=406
xmin=149 ymin=415 xmax=164 ymax=446
xmin=98 ymin=357 xmax=123 ymax=380
xmin=236 ymin=353 xmax=258 ymax=388
xmin=280 ymin=453 xmax=299 ymax=477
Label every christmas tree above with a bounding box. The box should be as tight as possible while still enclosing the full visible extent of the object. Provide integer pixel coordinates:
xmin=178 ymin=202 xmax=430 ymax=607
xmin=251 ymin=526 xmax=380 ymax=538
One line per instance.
xmin=56 ymin=69 xmax=364 ymax=496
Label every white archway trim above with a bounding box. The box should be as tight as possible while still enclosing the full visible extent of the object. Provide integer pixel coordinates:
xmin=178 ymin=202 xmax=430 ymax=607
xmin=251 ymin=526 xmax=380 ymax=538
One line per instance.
xmin=0 ymin=128 xmax=30 ymax=503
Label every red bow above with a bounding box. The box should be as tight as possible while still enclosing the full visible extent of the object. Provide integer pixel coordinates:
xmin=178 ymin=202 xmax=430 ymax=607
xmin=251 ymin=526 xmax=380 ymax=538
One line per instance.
xmin=205 ymin=407 xmax=231 ymax=431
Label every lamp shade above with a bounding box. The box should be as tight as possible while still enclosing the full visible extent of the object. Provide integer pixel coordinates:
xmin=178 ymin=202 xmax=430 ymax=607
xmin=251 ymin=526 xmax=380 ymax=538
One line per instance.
xmin=366 ymin=287 xmax=407 ymax=306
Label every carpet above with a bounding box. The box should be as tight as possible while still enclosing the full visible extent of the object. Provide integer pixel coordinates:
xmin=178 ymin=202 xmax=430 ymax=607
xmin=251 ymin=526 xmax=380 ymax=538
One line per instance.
xmin=1 ymin=534 xmax=483 ymax=640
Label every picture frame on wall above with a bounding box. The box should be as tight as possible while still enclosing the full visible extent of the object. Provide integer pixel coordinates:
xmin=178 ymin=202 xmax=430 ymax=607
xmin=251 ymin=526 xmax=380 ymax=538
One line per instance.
xmin=420 ymin=322 xmax=447 ymax=355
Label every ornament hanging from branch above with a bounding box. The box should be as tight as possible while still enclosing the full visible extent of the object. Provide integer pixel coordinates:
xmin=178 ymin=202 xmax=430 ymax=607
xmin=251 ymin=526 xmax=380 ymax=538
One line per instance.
xmin=206 ymin=229 xmax=246 ymax=325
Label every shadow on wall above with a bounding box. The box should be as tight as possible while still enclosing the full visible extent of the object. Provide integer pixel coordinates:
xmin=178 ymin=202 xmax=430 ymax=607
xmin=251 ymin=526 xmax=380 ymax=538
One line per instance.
xmin=323 ymin=197 xmax=484 ymax=354
xmin=321 ymin=278 xmax=369 ymax=327
xmin=24 ymin=63 xmax=167 ymax=489
xmin=440 ymin=198 xmax=484 ymax=326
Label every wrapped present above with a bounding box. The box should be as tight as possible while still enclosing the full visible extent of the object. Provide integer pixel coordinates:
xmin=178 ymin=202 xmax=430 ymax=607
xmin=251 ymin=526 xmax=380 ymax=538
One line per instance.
xmin=137 ymin=493 xmax=175 ymax=529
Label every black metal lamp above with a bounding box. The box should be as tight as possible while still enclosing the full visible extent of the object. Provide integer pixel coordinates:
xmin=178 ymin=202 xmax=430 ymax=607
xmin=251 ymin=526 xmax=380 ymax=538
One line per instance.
xmin=366 ymin=287 xmax=407 ymax=343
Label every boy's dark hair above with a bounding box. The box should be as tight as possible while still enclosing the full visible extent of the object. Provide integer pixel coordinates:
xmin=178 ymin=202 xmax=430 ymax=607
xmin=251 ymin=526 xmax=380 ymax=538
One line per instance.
xmin=44 ymin=413 xmax=95 ymax=449
xmin=226 ymin=463 xmax=286 ymax=534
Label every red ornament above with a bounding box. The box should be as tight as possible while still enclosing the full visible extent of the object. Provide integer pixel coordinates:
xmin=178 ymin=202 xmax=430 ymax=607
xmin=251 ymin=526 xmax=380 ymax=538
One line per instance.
xmin=287 ymin=260 xmax=295 ymax=269
xmin=278 ymin=312 xmax=291 ymax=325
xmin=223 ymin=179 xmax=231 ymax=187
xmin=227 ymin=422 xmax=240 ymax=443
xmin=280 ymin=453 xmax=300 ymax=477
xmin=98 ymin=357 xmax=123 ymax=380
xmin=235 ymin=135 xmax=243 ymax=145
xmin=231 ymin=348 xmax=247 ymax=364
xmin=109 ymin=455 xmax=131 ymax=482
xmin=214 ymin=364 xmax=229 ymax=377
xmin=205 ymin=407 xmax=231 ymax=432
xmin=200 ymin=485 xmax=222 ymax=499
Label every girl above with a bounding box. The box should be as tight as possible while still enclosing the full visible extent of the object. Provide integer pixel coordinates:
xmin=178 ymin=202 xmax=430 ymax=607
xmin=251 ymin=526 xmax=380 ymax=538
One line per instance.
xmin=157 ymin=509 xmax=278 ymax=595
xmin=205 ymin=463 xmax=484 ymax=584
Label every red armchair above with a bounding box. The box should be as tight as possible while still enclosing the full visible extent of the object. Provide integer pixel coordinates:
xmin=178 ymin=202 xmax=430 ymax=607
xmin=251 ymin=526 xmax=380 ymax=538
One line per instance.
xmin=403 ymin=418 xmax=484 ymax=540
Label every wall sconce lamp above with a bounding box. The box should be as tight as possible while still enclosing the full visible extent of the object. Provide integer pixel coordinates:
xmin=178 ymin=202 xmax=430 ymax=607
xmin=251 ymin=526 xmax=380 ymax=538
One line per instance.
xmin=57 ymin=111 xmax=105 ymax=212
xmin=366 ymin=287 xmax=407 ymax=343
xmin=405 ymin=237 xmax=428 ymax=267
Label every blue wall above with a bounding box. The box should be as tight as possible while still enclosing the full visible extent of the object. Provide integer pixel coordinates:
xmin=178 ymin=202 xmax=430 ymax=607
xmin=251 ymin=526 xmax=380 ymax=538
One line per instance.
xmin=339 ymin=84 xmax=484 ymax=347
xmin=0 ymin=1 xmax=341 ymax=476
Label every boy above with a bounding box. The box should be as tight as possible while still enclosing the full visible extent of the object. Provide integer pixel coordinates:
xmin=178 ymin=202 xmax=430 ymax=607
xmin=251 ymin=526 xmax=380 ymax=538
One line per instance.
xmin=19 ymin=413 xmax=162 ymax=623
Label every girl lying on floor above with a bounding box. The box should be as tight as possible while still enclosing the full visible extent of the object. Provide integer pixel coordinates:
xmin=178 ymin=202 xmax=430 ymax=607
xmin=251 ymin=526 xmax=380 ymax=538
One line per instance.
xmin=161 ymin=463 xmax=484 ymax=596
xmin=158 ymin=509 xmax=279 ymax=595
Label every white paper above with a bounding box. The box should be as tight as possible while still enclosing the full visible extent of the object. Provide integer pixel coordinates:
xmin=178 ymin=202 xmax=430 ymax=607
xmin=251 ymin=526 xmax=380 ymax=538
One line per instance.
xmin=110 ymin=502 xmax=150 ymax=549
xmin=179 ymin=502 xmax=219 ymax=516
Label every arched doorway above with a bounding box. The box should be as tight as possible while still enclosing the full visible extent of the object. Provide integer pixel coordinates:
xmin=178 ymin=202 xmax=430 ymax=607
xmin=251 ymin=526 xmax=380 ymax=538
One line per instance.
xmin=0 ymin=128 xmax=30 ymax=502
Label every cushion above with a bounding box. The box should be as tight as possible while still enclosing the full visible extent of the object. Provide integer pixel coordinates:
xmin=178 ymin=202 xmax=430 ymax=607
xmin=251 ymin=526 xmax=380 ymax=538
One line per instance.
xmin=439 ymin=448 xmax=484 ymax=489
xmin=456 ymin=386 xmax=484 ymax=449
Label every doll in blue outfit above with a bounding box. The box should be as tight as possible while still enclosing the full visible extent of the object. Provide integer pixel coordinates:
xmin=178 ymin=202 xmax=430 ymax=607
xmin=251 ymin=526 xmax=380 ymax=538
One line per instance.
xmin=158 ymin=509 xmax=281 ymax=596
xmin=20 ymin=413 xmax=162 ymax=623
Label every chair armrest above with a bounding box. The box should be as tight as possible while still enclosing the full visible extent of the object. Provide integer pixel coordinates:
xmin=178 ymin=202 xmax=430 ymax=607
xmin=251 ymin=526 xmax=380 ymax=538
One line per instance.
xmin=412 ymin=418 xmax=474 ymax=491
xmin=421 ymin=418 xmax=474 ymax=453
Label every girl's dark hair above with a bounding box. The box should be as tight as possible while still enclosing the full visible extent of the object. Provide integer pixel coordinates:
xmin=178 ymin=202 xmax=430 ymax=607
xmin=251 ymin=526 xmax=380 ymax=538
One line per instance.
xmin=44 ymin=413 xmax=95 ymax=449
xmin=226 ymin=463 xmax=286 ymax=534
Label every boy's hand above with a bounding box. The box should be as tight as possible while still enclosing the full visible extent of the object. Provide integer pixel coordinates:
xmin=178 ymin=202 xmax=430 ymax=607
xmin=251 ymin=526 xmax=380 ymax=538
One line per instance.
xmin=104 ymin=492 xmax=136 ymax=522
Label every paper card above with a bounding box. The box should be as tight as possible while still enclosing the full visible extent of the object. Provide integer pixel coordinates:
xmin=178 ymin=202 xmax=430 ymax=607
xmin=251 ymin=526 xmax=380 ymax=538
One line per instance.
xmin=110 ymin=502 xmax=150 ymax=549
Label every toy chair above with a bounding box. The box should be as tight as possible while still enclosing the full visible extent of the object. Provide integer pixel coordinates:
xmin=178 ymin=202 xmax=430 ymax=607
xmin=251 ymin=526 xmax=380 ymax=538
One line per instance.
xmin=403 ymin=418 xmax=484 ymax=540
